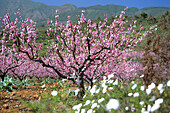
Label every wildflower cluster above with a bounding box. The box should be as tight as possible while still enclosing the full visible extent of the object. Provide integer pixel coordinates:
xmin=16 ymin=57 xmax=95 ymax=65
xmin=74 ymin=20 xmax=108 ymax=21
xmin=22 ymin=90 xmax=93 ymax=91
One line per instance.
xmin=72 ymin=74 xmax=170 ymax=113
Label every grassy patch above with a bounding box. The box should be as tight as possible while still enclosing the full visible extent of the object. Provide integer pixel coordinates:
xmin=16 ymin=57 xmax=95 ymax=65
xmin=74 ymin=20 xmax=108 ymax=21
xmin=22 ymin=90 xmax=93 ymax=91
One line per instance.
xmin=20 ymin=76 xmax=170 ymax=113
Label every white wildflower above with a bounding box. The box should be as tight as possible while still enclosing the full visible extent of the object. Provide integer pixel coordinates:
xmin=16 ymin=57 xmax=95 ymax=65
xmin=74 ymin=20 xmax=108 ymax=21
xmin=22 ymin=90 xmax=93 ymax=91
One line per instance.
xmin=147 ymin=104 xmax=151 ymax=112
xmin=159 ymin=89 xmax=164 ymax=94
xmin=83 ymin=95 xmax=86 ymax=98
xmin=141 ymin=109 xmax=149 ymax=113
xmin=132 ymin=84 xmax=137 ymax=90
xmin=131 ymin=81 xmax=135 ymax=84
xmin=140 ymin=86 xmax=145 ymax=91
xmin=140 ymin=101 xmax=144 ymax=105
xmin=98 ymin=98 xmax=105 ymax=103
xmin=128 ymin=93 xmax=133 ymax=96
xmin=113 ymin=79 xmax=118 ymax=85
xmin=140 ymin=74 xmax=144 ymax=78
xmin=131 ymin=106 xmax=135 ymax=112
xmin=133 ymin=92 xmax=139 ymax=97
xmin=75 ymin=110 xmax=80 ymax=113
xmin=103 ymin=76 xmax=107 ymax=80
xmin=150 ymin=98 xmax=163 ymax=112
xmin=167 ymin=80 xmax=170 ymax=87
xmin=92 ymin=79 xmax=96 ymax=83
xmin=91 ymin=100 xmax=95 ymax=104
xmin=155 ymin=98 xmax=163 ymax=105
xmin=90 ymin=85 xmax=96 ymax=95
xmin=41 ymin=84 xmax=45 ymax=88
xmin=108 ymin=87 xmax=113 ymax=90
xmin=125 ymin=106 xmax=129 ymax=111
xmin=108 ymin=73 xmax=114 ymax=80
xmin=81 ymin=109 xmax=86 ymax=113
xmin=95 ymin=88 xmax=100 ymax=93
xmin=84 ymin=100 xmax=91 ymax=106
xmin=51 ymin=90 xmax=58 ymax=96
xmin=148 ymin=83 xmax=155 ymax=89
xmin=61 ymin=79 xmax=67 ymax=83
xmin=102 ymin=80 xmax=106 ymax=88
xmin=72 ymin=103 xmax=82 ymax=110
xmin=91 ymin=103 xmax=98 ymax=109
xmin=141 ymin=108 xmax=146 ymax=113
xmin=87 ymin=86 xmax=91 ymax=90
xmin=75 ymin=88 xmax=80 ymax=96
xmin=157 ymin=84 xmax=163 ymax=91
xmin=149 ymin=96 xmax=156 ymax=102
xmin=102 ymin=86 xmax=107 ymax=94
xmin=146 ymin=88 xmax=152 ymax=95
xmin=106 ymin=99 xmax=119 ymax=111
xmin=87 ymin=109 xmax=93 ymax=113
xmin=108 ymin=80 xmax=114 ymax=84
xmin=150 ymin=104 xmax=160 ymax=112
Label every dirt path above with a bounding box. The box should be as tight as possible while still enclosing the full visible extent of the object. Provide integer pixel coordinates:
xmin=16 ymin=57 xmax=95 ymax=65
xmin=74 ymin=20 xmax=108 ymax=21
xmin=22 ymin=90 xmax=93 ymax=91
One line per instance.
xmin=0 ymin=81 xmax=76 ymax=113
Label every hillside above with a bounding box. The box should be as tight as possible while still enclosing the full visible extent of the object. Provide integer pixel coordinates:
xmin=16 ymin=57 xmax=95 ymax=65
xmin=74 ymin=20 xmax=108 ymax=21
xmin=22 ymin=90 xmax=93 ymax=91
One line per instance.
xmin=0 ymin=0 xmax=170 ymax=26
xmin=0 ymin=0 xmax=77 ymax=20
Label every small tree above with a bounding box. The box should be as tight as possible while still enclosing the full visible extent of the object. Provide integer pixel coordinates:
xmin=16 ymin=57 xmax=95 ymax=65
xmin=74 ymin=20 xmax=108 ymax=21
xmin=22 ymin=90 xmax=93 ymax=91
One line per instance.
xmin=0 ymin=50 xmax=23 ymax=81
xmin=134 ymin=15 xmax=139 ymax=19
xmin=1 ymin=8 xmax=156 ymax=98
xmin=11 ymin=59 xmax=56 ymax=81
xmin=140 ymin=12 xmax=148 ymax=19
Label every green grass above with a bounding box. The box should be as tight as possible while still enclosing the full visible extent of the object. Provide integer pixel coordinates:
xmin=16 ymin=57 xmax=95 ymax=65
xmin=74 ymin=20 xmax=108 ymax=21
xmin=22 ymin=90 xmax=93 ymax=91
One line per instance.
xmin=22 ymin=76 xmax=170 ymax=113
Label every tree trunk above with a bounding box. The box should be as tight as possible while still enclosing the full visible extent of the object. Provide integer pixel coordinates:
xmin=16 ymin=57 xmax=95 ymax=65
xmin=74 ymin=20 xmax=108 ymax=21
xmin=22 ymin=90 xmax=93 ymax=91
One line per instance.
xmin=0 ymin=74 xmax=5 ymax=81
xmin=85 ymin=77 xmax=93 ymax=88
xmin=75 ymin=75 xmax=85 ymax=99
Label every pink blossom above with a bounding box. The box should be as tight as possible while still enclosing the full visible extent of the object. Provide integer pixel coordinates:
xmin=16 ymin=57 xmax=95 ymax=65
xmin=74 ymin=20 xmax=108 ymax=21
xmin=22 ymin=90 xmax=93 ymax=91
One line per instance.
xmin=56 ymin=10 xmax=58 ymax=14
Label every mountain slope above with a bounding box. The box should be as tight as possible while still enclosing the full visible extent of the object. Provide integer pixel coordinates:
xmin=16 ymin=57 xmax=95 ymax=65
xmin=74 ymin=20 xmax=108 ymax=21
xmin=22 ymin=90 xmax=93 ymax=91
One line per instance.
xmin=0 ymin=0 xmax=170 ymax=24
xmin=0 ymin=0 xmax=76 ymax=20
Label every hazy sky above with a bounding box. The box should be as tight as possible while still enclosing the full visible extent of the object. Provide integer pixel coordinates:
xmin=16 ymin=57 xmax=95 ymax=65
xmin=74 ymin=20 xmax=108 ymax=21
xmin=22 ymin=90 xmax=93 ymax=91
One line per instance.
xmin=32 ymin=0 xmax=170 ymax=9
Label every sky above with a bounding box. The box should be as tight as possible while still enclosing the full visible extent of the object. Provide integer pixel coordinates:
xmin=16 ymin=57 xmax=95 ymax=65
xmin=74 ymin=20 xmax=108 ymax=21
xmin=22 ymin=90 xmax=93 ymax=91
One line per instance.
xmin=32 ymin=0 xmax=170 ymax=9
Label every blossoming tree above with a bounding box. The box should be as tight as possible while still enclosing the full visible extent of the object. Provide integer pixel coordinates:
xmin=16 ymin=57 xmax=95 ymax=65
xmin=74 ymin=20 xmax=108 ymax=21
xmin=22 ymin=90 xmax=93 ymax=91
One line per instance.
xmin=0 ymin=7 xmax=156 ymax=98
xmin=11 ymin=59 xmax=56 ymax=81
xmin=0 ymin=50 xmax=23 ymax=81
